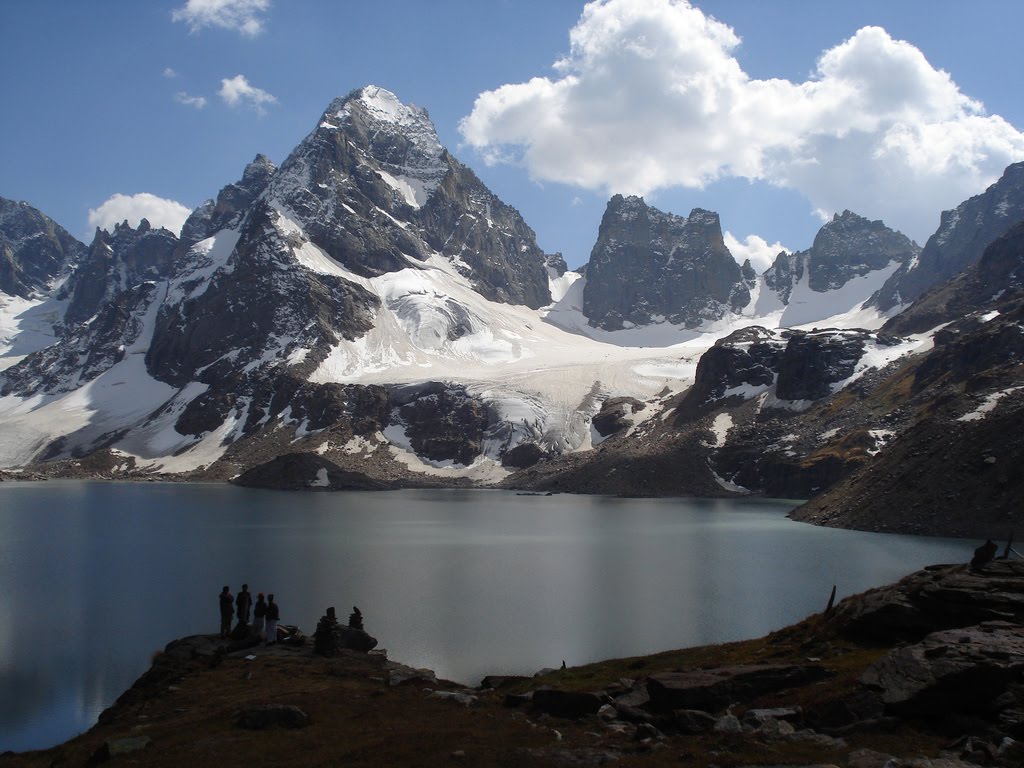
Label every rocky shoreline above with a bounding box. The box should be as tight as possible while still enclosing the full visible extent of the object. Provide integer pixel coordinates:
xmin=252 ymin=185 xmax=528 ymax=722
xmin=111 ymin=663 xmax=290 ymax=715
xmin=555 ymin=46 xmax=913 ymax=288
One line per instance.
xmin=5 ymin=558 xmax=1023 ymax=767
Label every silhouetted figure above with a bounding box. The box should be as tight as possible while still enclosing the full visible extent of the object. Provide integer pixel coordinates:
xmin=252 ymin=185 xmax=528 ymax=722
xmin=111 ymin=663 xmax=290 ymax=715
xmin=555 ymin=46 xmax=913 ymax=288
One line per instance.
xmin=253 ymin=593 xmax=267 ymax=638
xmin=236 ymin=584 xmax=253 ymax=626
xmin=314 ymin=606 xmax=341 ymax=656
xmin=971 ymin=539 xmax=998 ymax=570
xmin=265 ymin=594 xmax=280 ymax=645
xmin=219 ymin=586 xmax=233 ymax=638
xmin=348 ymin=606 xmax=363 ymax=630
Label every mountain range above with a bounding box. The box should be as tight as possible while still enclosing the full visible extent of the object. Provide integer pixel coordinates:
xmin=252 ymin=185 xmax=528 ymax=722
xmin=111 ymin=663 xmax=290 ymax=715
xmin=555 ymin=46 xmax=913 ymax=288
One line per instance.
xmin=1 ymin=85 xmax=1022 ymax=537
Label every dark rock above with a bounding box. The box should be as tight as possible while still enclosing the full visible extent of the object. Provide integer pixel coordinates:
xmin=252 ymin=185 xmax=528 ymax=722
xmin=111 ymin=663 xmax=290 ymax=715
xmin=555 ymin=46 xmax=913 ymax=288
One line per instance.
xmin=632 ymin=722 xmax=663 ymax=741
xmin=501 ymin=442 xmax=545 ymax=469
xmin=646 ymin=664 xmax=832 ymax=713
xmin=392 ymin=382 xmax=491 ymax=465
xmin=592 ymin=396 xmax=645 ymax=437
xmin=677 ymin=326 xmax=783 ymax=413
xmin=479 ymin=675 xmax=530 ymax=690
xmin=236 ymin=703 xmax=311 ymax=729
xmin=530 ymin=687 xmax=605 ymax=718
xmin=671 ymin=708 xmax=717 ymax=734
xmin=233 ymin=453 xmax=389 ymax=491
xmin=828 ymin=561 xmax=1024 ymax=642
xmin=774 ymin=329 xmax=871 ymax=402
xmin=583 ymin=195 xmax=749 ymax=330
xmin=861 ymin=622 xmax=1024 ymax=717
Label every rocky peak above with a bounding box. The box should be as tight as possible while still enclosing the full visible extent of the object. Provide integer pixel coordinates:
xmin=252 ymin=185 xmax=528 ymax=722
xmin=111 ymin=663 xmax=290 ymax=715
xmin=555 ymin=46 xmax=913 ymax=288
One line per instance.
xmin=582 ymin=196 xmax=747 ymax=330
xmin=0 ymin=197 xmax=86 ymax=298
xmin=873 ymin=161 xmax=1024 ymax=311
xmin=761 ymin=211 xmax=917 ymax=310
xmin=323 ymin=85 xmax=447 ymax=206
xmin=259 ymin=85 xmax=550 ymax=307
xmin=62 ymin=220 xmax=178 ymax=327
xmin=180 ymin=153 xmax=278 ymax=246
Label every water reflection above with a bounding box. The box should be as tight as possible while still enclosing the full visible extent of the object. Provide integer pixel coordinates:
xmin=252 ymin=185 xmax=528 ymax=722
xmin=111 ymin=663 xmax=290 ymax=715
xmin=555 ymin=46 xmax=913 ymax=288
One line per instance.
xmin=0 ymin=482 xmax=969 ymax=752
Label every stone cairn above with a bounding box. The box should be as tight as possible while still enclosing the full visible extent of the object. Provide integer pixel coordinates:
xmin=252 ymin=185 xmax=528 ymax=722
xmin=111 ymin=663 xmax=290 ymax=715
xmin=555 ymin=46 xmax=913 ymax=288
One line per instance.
xmin=313 ymin=607 xmax=342 ymax=657
xmin=348 ymin=606 xmax=363 ymax=630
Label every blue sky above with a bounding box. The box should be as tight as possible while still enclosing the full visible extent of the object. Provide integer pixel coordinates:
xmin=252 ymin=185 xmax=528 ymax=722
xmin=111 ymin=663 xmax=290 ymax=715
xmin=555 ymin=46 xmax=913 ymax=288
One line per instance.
xmin=2 ymin=1 xmax=1023 ymax=270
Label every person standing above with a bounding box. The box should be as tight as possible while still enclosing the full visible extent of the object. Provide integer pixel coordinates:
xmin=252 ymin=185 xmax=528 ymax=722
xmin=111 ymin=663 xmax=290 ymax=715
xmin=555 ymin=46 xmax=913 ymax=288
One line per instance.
xmin=253 ymin=592 xmax=267 ymax=638
xmin=218 ymin=586 xmax=233 ymax=638
xmin=236 ymin=584 xmax=253 ymax=626
xmin=265 ymin=594 xmax=280 ymax=646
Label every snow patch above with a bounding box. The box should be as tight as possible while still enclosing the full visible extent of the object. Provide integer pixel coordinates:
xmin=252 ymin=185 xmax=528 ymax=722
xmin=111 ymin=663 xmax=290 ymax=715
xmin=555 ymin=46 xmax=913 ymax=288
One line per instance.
xmin=957 ymin=386 xmax=1024 ymax=422
xmin=707 ymin=412 xmax=733 ymax=448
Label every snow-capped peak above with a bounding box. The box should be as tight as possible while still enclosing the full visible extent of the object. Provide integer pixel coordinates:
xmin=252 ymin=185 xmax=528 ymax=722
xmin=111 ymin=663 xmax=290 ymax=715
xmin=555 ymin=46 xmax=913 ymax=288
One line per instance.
xmin=322 ymin=85 xmax=447 ymax=208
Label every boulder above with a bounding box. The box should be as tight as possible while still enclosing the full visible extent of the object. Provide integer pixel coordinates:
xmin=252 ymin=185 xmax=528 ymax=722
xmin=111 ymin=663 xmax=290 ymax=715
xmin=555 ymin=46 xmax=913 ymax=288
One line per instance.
xmin=672 ymin=709 xmax=717 ymax=734
xmin=831 ymin=561 xmax=1024 ymax=642
xmin=861 ymin=621 xmax=1024 ymax=717
xmin=646 ymin=664 xmax=832 ymax=713
xmin=530 ymin=687 xmax=606 ymax=718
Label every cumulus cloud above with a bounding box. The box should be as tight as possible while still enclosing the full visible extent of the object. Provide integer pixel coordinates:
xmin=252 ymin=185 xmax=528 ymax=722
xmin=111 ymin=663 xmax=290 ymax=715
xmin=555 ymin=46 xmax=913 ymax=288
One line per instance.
xmin=175 ymin=91 xmax=208 ymax=109
xmin=460 ymin=0 xmax=1024 ymax=242
xmin=219 ymin=74 xmax=277 ymax=114
xmin=87 ymin=193 xmax=192 ymax=236
xmin=163 ymin=67 xmax=178 ymax=79
xmin=723 ymin=232 xmax=788 ymax=272
xmin=172 ymin=0 xmax=270 ymax=37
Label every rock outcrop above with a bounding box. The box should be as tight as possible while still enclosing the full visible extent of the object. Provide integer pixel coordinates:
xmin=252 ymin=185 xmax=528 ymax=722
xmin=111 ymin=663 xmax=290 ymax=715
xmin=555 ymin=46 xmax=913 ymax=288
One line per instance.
xmin=583 ymin=195 xmax=749 ymax=330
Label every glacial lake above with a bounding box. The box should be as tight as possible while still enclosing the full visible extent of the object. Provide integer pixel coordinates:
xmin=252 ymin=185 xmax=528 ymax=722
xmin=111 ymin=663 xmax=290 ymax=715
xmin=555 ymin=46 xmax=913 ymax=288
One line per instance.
xmin=0 ymin=481 xmax=971 ymax=752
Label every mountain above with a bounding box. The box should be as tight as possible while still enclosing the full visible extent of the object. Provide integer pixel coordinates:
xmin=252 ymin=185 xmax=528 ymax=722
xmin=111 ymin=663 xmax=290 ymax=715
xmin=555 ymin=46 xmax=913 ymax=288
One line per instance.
xmin=871 ymin=161 xmax=1024 ymax=312
xmin=0 ymin=86 xmax=1021 ymax=538
xmin=759 ymin=210 xmax=919 ymax=326
xmin=582 ymin=195 xmax=749 ymax=330
xmin=0 ymin=197 xmax=85 ymax=300
xmin=0 ymin=87 xmax=663 ymax=479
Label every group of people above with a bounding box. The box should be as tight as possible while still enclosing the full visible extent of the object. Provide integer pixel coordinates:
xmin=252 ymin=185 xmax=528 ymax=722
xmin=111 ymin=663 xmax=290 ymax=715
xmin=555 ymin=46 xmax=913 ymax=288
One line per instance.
xmin=219 ymin=584 xmax=280 ymax=645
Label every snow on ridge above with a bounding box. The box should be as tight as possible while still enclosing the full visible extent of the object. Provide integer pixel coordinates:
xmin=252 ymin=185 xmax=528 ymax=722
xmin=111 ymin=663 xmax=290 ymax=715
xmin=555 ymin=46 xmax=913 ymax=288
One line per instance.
xmin=165 ymin=229 xmax=240 ymax=305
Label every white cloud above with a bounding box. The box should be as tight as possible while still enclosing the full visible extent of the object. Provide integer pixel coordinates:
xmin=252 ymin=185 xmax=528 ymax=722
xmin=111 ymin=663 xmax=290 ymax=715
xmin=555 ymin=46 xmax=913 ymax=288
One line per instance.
xmin=218 ymin=74 xmax=277 ymax=114
xmin=460 ymin=0 xmax=1024 ymax=242
xmin=163 ymin=67 xmax=178 ymax=79
xmin=175 ymin=92 xmax=208 ymax=109
xmin=172 ymin=0 xmax=270 ymax=37
xmin=87 ymin=193 xmax=192 ymax=237
xmin=723 ymin=232 xmax=787 ymax=273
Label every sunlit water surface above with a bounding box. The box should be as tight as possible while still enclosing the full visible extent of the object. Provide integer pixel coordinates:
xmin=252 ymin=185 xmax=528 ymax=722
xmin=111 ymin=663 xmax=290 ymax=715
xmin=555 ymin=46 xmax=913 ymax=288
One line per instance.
xmin=0 ymin=482 xmax=970 ymax=751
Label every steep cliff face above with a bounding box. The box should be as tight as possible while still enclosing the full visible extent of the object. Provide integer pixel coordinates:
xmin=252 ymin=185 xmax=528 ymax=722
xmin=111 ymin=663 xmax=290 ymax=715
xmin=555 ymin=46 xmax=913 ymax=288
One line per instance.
xmin=0 ymin=197 xmax=86 ymax=299
xmin=873 ymin=162 xmax=1024 ymax=311
xmin=583 ymin=195 xmax=748 ymax=330
xmin=61 ymin=219 xmax=179 ymax=328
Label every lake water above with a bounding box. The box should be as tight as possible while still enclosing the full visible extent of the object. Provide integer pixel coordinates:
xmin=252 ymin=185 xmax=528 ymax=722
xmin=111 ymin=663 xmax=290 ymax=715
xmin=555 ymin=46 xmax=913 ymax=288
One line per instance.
xmin=0 ymin=481 xmax=970 ymax=752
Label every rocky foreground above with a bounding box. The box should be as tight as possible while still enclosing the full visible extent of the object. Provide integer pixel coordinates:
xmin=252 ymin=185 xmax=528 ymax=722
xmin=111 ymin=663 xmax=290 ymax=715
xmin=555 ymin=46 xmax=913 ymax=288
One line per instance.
xmin=5 ymin=560 xmax=1024 ymax=768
